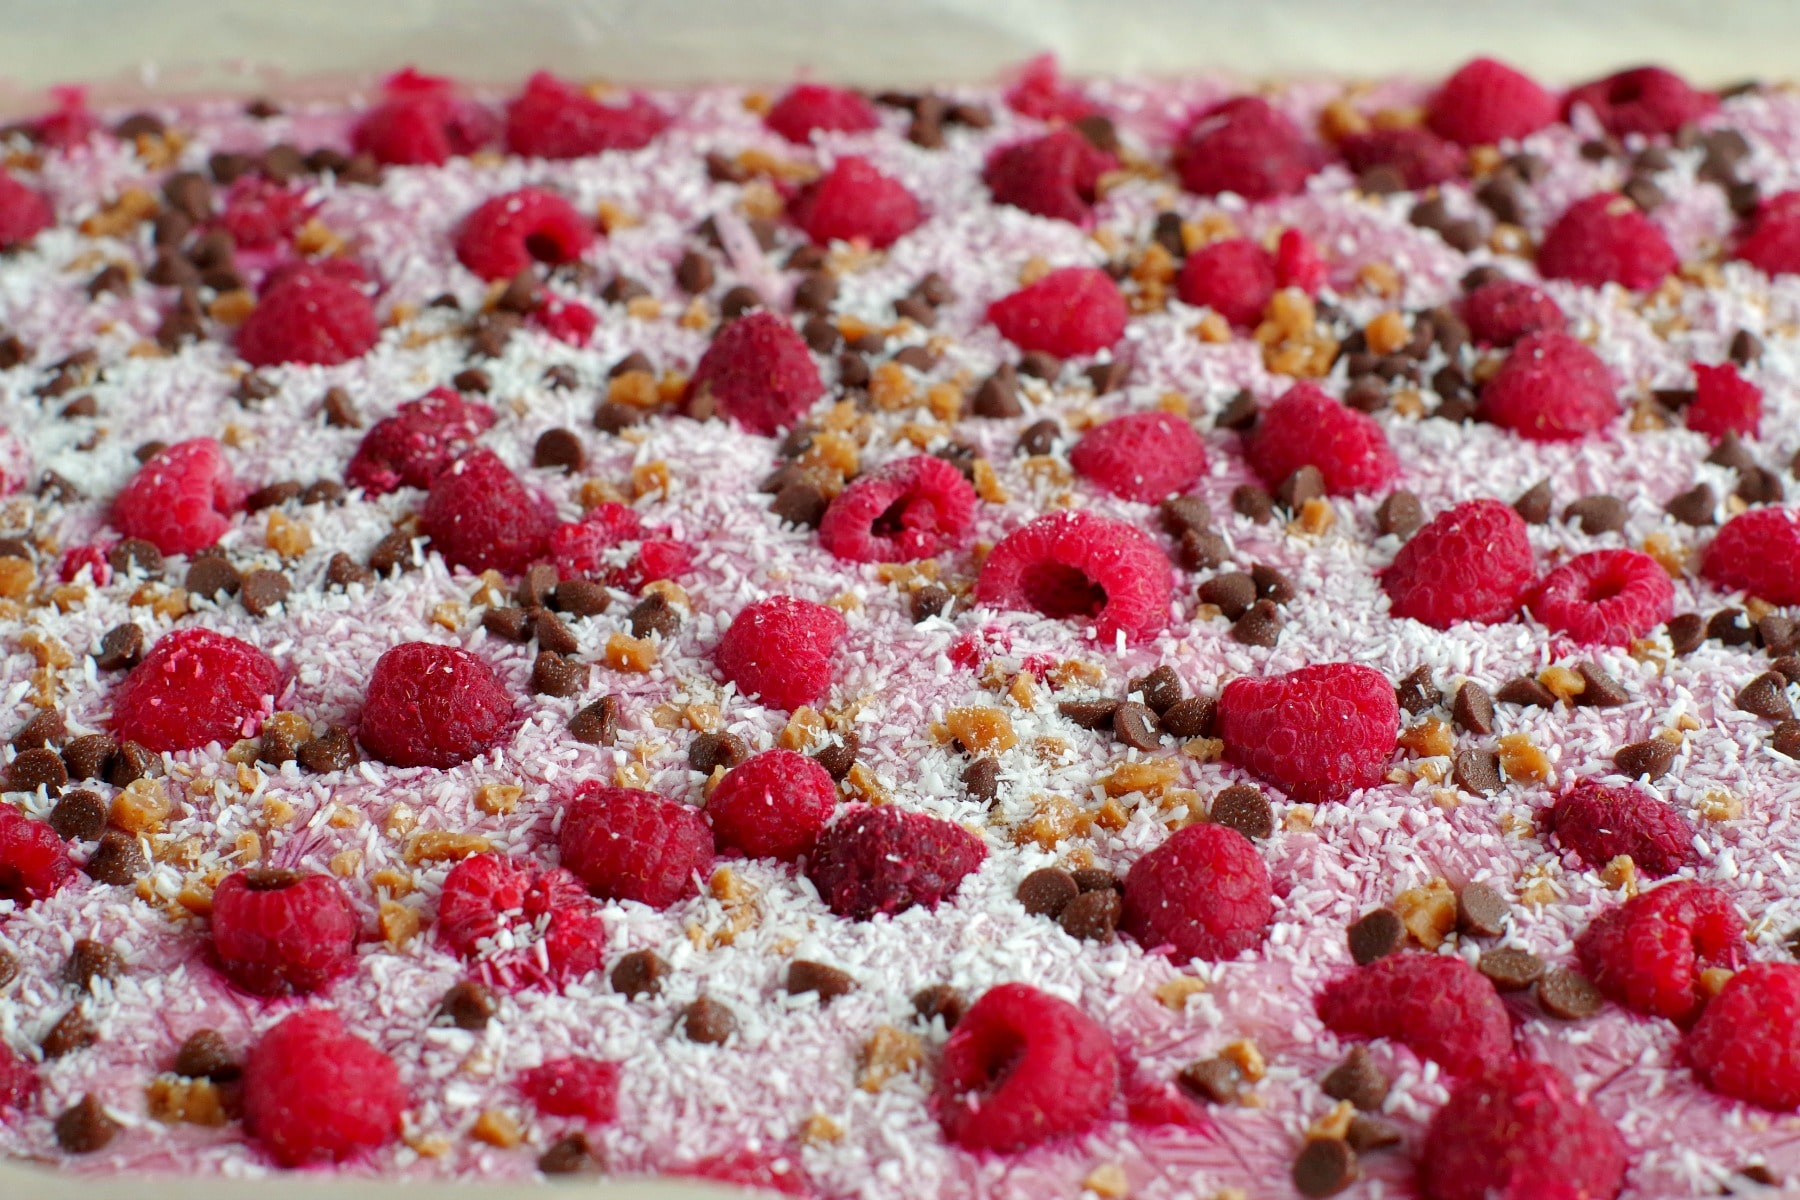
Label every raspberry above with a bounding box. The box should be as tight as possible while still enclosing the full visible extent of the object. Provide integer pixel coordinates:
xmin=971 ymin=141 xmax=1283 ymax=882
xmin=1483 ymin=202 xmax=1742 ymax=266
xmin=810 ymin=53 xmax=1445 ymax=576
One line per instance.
xmin=672 ymin=1150 xmax=815 ymax=1196
xmin=986 ymin=266 xmax=1127 ymax=357
xmin=1419 ymin=1059 xmax=1628 ymax=1200
xmin=531 ymin=293 xmax=597 ymax=345
xmin=358 ymin=642 xmax=513 ymax=768
xmin=1003 ymin=55 xmax=1095 ymax=122
xmin=351 ymin=69 xmax=495 ymax=165
xmin=1273 ymin=228 xmax=1327 ymax=293
xmin=1703 ymin=508 xmax=1800 ymax=605
xmin=259 ymin=258 xmax=371 ymax=297
xmin=1176 ymin=237 xmax=1278 ymax=327
xmin=454 ymin=188 xmax=595 ymax=281
xmin=764 ymin=84 xmax=880 ymax=143
xmin=1380 ymin=498 xmax=1536 ymax=628
xmin=1477 ymin=331 xmax=1619 ymax=441
xmin=1120 ymin=824 xmax=1272 ymax=964
xmin=1175 ymin=96 xmax=1320 ymax=200
xmin=216 ymin=178 xmax=312 ymax=250
xmin=242 ymin=1009 xmax=406 ymax=1167
xmin=558 ymin=783 xmax=715 ymax=909
xmin=210 ymin=868 xmax=358 ymax=996
xmin=1426 ymin=57 xmax=1561 ymax=147
xmin=546 ymin=504 xmax=686 ymax=591
xmin=1460 ymin=278 xmax=1565 ymax=347
xmin=517 ymin=1056 xmax=621 ymax=1122
xmin=1564 ymin=66 xmax=1717 ymax=137
xmin=684 ymin=311 xmax=826 ymax=436
xmin=1070 ymin=412 xmax=1208 ymax=503
xmin=932 ymin=983 xmax=1118 ymax=1153
xmin=31 ymin=88 xmax=97 ymax=151
xmin=1537 ymin=193 xmax=1678 ymax=291
xmin=0 ymin=170 xmax=53 ymax=250
xmin=437 ymin=853 xmax=605 ymax=990
xmin=705 ymin=749 xmax=837 ymax=861
xmin=236 ymin=270 xmax=379 ymax=366
xmin=804 ymin=805 xmax=986 ymax=920
xmin=619 ymin=538 xmax=691 ymax=592
xmin=974 ymin=510 xmax=1173 ymax=643
xmin=503 ymin=72 xmax=668 ymax=158
xmin=111 ymin=628 xmax=282 ymax=752
xmin=1339 ymin=126 xmax=1466 ymax=189
xmin=420 ymin=448 xmax=556 ymax=576
xmin=983 ymin=128 xmax=1119 ymax=224
xmin=1686 ymin=361 xmax=1762 ymax=440
xmin=0 ymin=806 xmax=72 ymax=905
xmin=1244 ymin=382 xmax=1398 ymax=497
xmin=0 ymin=1039 xmax=36 ymax=1115
xmin=1317 ymin=953 xmax=1513 ymax=1077
xmin=714 ymin=595 xmax=847 ymax=711
xmin=0 ymin=429 xmax=28 ymax=497
xmin=1215 ymin=662 xmax=1399 ymax=803
xmin=817 ymin=454 xmax=977 ymax=562
xmin=1527 ymin=549 xmax=1674 ymax=645
xmin=345 ymin=388 xmax=497 ymax=496
xmin=1734 ymin=191 xmax=1800 ymax=276
xmin=1124 ymin=1075 xmax=1213 ymax=1131
xmin=1543 ymin=778 xmax=1698 ymax=879
xmin=111 ymin=437 xmax=244 ymax=557
xmin=1576 ymin=880 xmax=1745 ymax=1023
xmin=1687 ymin=963 xmax=1800 ymax=1109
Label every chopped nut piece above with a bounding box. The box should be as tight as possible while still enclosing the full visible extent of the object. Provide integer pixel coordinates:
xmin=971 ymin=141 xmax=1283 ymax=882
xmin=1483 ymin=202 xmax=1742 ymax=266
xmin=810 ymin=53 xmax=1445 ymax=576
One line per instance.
xmin=1496 ymin=733 xmax=1551 ymax=782
xmin=604 ymin=632 xmax=658 ymax=672
xmin=857 ymin=1024 xmax=924 ymax=1092
xmin=470 ymin=1109 xmax=522 ymax=1148
xmin=1155 ymin=976 xmax=1209 ymax=1010
xmin=110 ymin=777 xmax=171 ymax=833
xmin=474 ymin=783 xmax=522 ymax=815
xmin=378 ymin=900 xmax=421 ymax=946
xmin=405 ymin=830 xmax=493 ymax=864
xmin=1083 ymin=1163 xmax=1131 ymax=1199
xmin=1397 ymin=718 xmax=1454 ymax=759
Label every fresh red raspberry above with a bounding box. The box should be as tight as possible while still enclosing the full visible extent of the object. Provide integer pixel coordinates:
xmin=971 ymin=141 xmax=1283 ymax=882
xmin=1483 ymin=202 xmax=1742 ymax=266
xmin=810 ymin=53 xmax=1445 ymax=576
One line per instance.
xmin=818 ymin=454 xmax=976 ymax=563
xmin=111 ymin=437 xmax=244 ymax=557
xmin=1120 ymin=824 xmax=1271 ymax=964
xmin=1244 ymin=381 xmax=1398 ymax=497
xmin=259 ymin=258 xmax=371 ymax=297
xmin=983 ymin=128 xmax=1119 ymax=224
xmin=1339 ymin=126 xmax=1466 ymax=189
xmin=210 ymin=868 xmax=358 ymax=996
xmin=1576 ymin=880 xmax=1744 ymax=1024
xmin=0 ymin=807 xmax=72 ymax=905
xmin=517 ymin=1056 xmax=621 ymax=1122
xmin=1734 ymin=191 xmax=1800 ymax=276
xmin=1478 ymin=331 xmax=1619 ymax=441
xmin=1216 ymin=663 xmax=1399 ymax=802
xmin=1527 ymin=549 xmax=1674 ymax=645
xmin=933 ymin=983 xmax=1118 ymax=1153
xmin=673 ymin=1150 xmax=815 ymax=1196
xmin=530 ymin=293 xmax=597 ymax=345
xmin=1426 ymin=57 xmax=1561 ymax=147
xmin=1686 ymin=361 xmax=1762 ymax=440
xmin=1703 ymin=508 xmax=1800 ymax=605
xmin=549 ymin=501 xmax=643 ymax=578
xmin=236 ymin=270 xmax=379 ymax=366
xmin=437 ymin=853 xmax=604 ymax=990
xmin=420 ymin=448 xmax=555 ymax=576
xmin=1003 ymin=55 xmax=1095 ymax=121
xmin=1124 ymin=1075 xmax=1213 ymax=1131
xmin=1318 ymin=953 xmax=1513 ymax=1077
xmin=805 ymin=805 xmax=986 ymax=920
xmin=1461 ymin=278 xmax=1565 ymax=347
xmin=684 ymin=311 xmax=825 ymax=436
xmin=0 ymin=170 xmax=53 ymax=250
xmin=764 ymin=84 xmax=880 ymax=143
xmin=1537 ymin=193 xmax=1678 ymax=290
xmin=1381 ymin=498 xmax=1536 ymax=628
xmin=0 ymin=1039 xmax=36 ymax=1116
xmin=1176 ymin=237 xmax=1277 ymax=326
xmin=1543 ymin=779 xmax=1698 ymax=879
xmin=1273 ymin=228 xmax=1326 ymax=293
xmin=242 ymin=1009 xmax=406 ymax=1168
xmin=1687 ymin=963 xmax=1800 ymax=1109
xmin=111 ymin=628 xmax=282 ymax=752
xmin=618 ymin=538 xmax=691 ymax=592
xmin=216 ymin=178 xmax=312 ymax=250
xmin=1175 ymin=96 xmax=1320 ymax=200
xmin=32 ymin=87 xmax=97 ymax=150
xmin=986 ymin=266 xmax=1127 ymax=357
xmin=714 ymin=595 xmax=847 ymax=711
xmin=1069 ymin=411 xmax=1207 ymax=504
xmin=345 ymin=388 xmax=496 ymax=496
xmin=351 ymin=68 xmax=495 ymax=165
xmin=503 ymin=71 xmax=668 ymax=158
xmin=706 ymin=749 xmax=837 ymax=862
xmin=358 ymin=642 xmax=513 ymax=768
xmin=558 ymin=783 xmax=715 ymax=909
xmin=974 ymin=510 xmax=1173 ymax=643
xmin=1419 ymin=1059 xmax=1628 ymax=1200
xmin=454 ymin=187 xmax=594 ymax=281
xmin=1564 ymin=66 xmax=1717 ymax=137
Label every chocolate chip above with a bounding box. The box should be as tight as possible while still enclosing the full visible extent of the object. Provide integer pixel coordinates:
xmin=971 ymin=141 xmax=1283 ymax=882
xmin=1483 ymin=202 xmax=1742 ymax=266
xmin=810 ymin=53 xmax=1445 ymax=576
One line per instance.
xmin=787 ymin=960 xmax=856 ymax=1002
xmin=54 ymin=1094 xmax=119 ymax=1154
xmin=1621 ymin=173 xmax=1665 ymax=213
xmin=239 ymin=568 xmax=290 ymax=617
xmin=59 ymin=394 xmax=99 ymax=418
xmin=675 ymin=249 xmax=716 ymax=295
xmin=245 ymin=480 xmax=303 ymax=511
xmin=1174 ymin=528 xmax=1228 ymax=572
xmin=1210 ymin=785 xmax=1273 ymax=840
xmin=1347 ymin=908 xmax=1403 ymax=965
xmin=1539 ymin=967 xmax=1605 ymax=1019
xmin=1512 ymin=480 xmax=1552 ymax=525
xmin=811 ymin=734 xmax=859 ymax=780
xmin=1199 ymin=571 xmax=1257 ymax=620
xmin=1016 ymin=867 xmax=1080 ymax=919
xmin=1564 ymin=494 xmax=1627 ymax=535
xmin=296 ymin=727 xmax=356 ymax=773
xmin=1126 ymin=666 xmax=1182 ymax=715
xmin=1232 ymin=600 xmax=1283 ymax=647
xmin=1496 ymin=676 xmax=1557 ymax=708
xmin=107 ymin=537 xmax=164 ymax=579
xmin=554 ymin=580 xmax=610 ymax=619
xmin=258 ymin=719 xmax=301 ymax=765
xmin=628 ymin=593 xmax=681 ymax=640
xmin=1231 ymin=484 xmax=1275 ymax=523
xmin=1278 ymin=465 xmax=1326 ymax=512
xmin=1393 ymin=667 xmax=1440 ymax=717
xmin=1293 ymin=1136 xmax=1357 ymax=1198
xmin=962 ymin=756 xmax=1000 ymax=804
xmin=610 ymin=948 xmax=669 ymax=999
xmin=1571 ymin=662 xmax=1626 ymax=708
xmin=770 ymin=480 xmax=828 ymax=529
xmin=798 ymin=315 xmax=841 ymax=354
xmin=1666 ymin=483 xmax=1716 ymax=526
xmin=7 ymin=746 xmax=67 ymax=795
xmin=969 ymin=364 xmax=1021 ymax=418
xmin=516 ymin=563 xmax=560 ymax=608
xmin=688 ymin=730 xmax=750 ymax=774
xmin=85 ymin=831 xmax=146 ymax=885
xmin=1729 ymin=179 xmax=1763 ymax=217
xmin=569 ymin=696 xmax=619 ymax=747
xmin=321 ymin=553 xmax=370 ymax=591
xmin=678 ymin=996 xmax=738 ymax=1044
xmin=1086 ymin=358 xmax=1130 ymax=393
xmin=1612 ymin=737 xmax=1676 ymax=782
xmin=42 ymin=1006 xmax=98 ymax=1058
xmin=539 ymin=1132 xmax=601 ymax=1176
xmin=466 ymin=310 xmax=521 ymax=357
xmin=1761 ymin=616 xmax=1799 ymax=657
xmin=1249 ymin=566 xmax=1295 ymax=608
xmin=61 ymin=733 xmax=117 ymax=781
xmin=1475 ymin=175 xmax=1526 ymax=223
xmin=1475 ymin=946 xmax=1545 ymax=993
xmin=49 ymin=790 xmax=105 ymax=841
xmin=13 ymin=709 xmax=64 ymax=749
xmin=481 ymin=606 xmax=531 ymax=643
xmin=532 ymin=651 xmax=587 ymax=698
xmin=531 ymin=610 xmax=580 ymax=656
xmin=1373 ymin=489 xmax=1424 ymax=540
xmin=1730 ymin=329 xmax=1763 ymax=367
xmin=533 ymin=427 xmax=586 ymax=473
xmin=1710 ymin=607 xmax=1759 ymax=647
xmin=836 ymin=350 xmax=871 ymax=389
xmin=64 ymin=939 xmax=124 ymax=987
xmin=1736 ymin=465 xmax=1785 ymax=506
xmin=106 ymin=740 xmax=153 ymax=788
xmin=182 ymin=555 xmax=239 ymax=598
xmin=1665 ymin=612 xmax=1705 ymax=657
xmin=1161 ymin=696 xmax=1216 ymax=739
xmin=1739 ymin=673 xmax=1795 ymax=720
xmin=910 ymin=584 xmax=952 ymax=623
xmin=173 ymin=1028 xmax=239 ymax=1081
xmin=1154 ymin=498 xmax=1208 ymax=542
xmin=1731 ymin=1165 xmax=1782 ymax=1191
xmin=1058 ymin=887 xmax=1121 ymax=941
xmin=1178 ymin=1056 xmax=1244 ymax=1104
xmin=1457 ymin=883 xmax=1510 ymax=939
xmin=794 ymin=272 xmax=840 ymax=316
xmin=719 ymin=285 xmax=764 ymax=321
xmin=912 ymin=984 xmax=966 ymax=1028
xmin=164 ymin=170 xmax=215 ymax=220
xmin=1775 ymin=722 xmax=1800 ymax=759
xmin=1111 ymin=702 xmax=1162 ymax=751
xmin=1321 ymin=1046 xmax=1389 ymax=1110
xmin=429 ymin=979 xmax=495 ymax=1031
xmin=1452 ymin=749 xmax=1502 ymax=795
xmin=1775 ymin=657 xmax=1800 ymax=685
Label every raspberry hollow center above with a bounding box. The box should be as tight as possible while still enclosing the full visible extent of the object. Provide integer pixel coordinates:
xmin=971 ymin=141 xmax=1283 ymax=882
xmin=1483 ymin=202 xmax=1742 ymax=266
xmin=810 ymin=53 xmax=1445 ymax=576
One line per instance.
xmin=1018 ymin=563 xmax=1107 ymax=620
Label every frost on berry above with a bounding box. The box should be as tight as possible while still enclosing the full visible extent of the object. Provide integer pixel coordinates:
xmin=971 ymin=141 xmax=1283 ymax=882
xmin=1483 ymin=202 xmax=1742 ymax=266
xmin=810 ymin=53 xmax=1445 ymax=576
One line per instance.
xmin=438 ymin=853 xmax=605 ymax=990
xmin=805 ymin=805 xmax=985 ymax=920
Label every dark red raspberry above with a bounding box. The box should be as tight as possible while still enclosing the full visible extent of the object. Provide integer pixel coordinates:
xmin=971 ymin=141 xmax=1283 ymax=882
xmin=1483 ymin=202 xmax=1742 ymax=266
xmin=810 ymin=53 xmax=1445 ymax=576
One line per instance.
xmin=530 ymin=292 xmax=597 ymax=345
xmin=0 ymin=169 xmax=53 ymax=250
xmin=111 ymin=437 xmax=245 ymax=557
xmin=549 ymin=501 xmax=643 ymax=578
xmin=210 ymin=868 xmax=358 ymax=996
xmin=216 ymin=178 xmax=312 ymax=250
xmin=236 ymin=270 xmax=379 ymax=366
xmin=1216 ymin=662 xmax=1399 ymax=802
xmin=1381 ymin=498 xmax=1536 ymax=629
xmin=517 ymin=1056 xmax=621 ymax=1122
xmin=1478 ymin=331 xmax=1619 ymax=441
xmin=1175 ymin=96 xmax=1321 ymax=200
xmin=32 ymin=87 xmax=97 ymax=150
xmin=1527 ymin=549 xmax=1673 ymax=645
xmin=794 ymin=152 xmax=927 ymax=249
xmin=714 ymin=595 xmax=847 ymax=711
xmin=1244 ymin=381 xmax=1398 ymax=497
xmin=351 ymin=69 xmax=497 ymax=165
xmin=1426 ymin=57 xmax=1561 ymax=147
xmin=0 ymin=1039 xmax=36 ymax=1116
xmin=932 ymin=983 xmax=1118 ymax=1152
xmin=420 ymin=448 xmax=556 ymax=575
xmin=345 ymin=388 xmax=496 ymax=496
xmin=818 ymin=454 xmax=976 ymax=562
xmin=684 ymin=311 xmax=826 ymax=436
xmin=1419 ymin=1059 xmax=1628 ymax=1200
xmin=1120 ymin=824 xmax=1271 ymax=964
xmin=454 ymin=187 xmax=594 ymax=281
xmin=358 ymin=642 xmax=513 ymax=768
xmin=1543 ymin=778 xmax=1698 ymax=879
xmin=805 ymin=805 xmax=986 ymax=920
xmin=0 ymin=806 xmax=72 ymax=905
xmin=1687 ymin=963 xmax=1800 ymax=1110
xmin=974 ymin=510 xmax=1174 ymax=643
xmin=986 ymin=266 xmax=1127 ymax=357
xmin=242 ymin=1009 xmax=407 ymax=1167
xmin=706 ymin=749 xmax=837 ymax=862
xmin=1176 ymin=237 xmax=1277 ymax=327
xmin=1686 ymin=362 xmax=1762 ymax=440
xmin=559 ymin=783 xmax=715 ymax=909
xmin=503 ymin=71 xmax=668 ymax=158
xmin=1734 ymin=191 xmax=1800 ymax=276
xmin=1070 ymin=411 xmax=1208 ymax=504
xmin=1576 ymin=880 xmax=1745 ymax=1024
xmin=1273 ymin=228 xmax=1326 ymax=293
xmin=438 ymin=853 xmax=604 ymax=990
xmin=764 ymin=84 xmax=880 ymax=143
xmin=1537 ymin=194 xmax=1678 ymax=291
xmin=111 ymin=628 xmax=283 ymax=752
xmin=1339 ymin=126 xmax=1466 ymax=189
xmin=983 ymin=128 xmax=1119 ymax=224
xmin=1703 ymin=508 xmax=1800 ymax=605
xmin=1564 ymin=66 xmax=1716 ymax=137
xmin=1460 ymin=278 xmax=1565 ymax=347
xmin=1003 ymin=55 xmax=1095 ymax=122
xmin=1318 ymin=953 xmax=1513 ymax=1077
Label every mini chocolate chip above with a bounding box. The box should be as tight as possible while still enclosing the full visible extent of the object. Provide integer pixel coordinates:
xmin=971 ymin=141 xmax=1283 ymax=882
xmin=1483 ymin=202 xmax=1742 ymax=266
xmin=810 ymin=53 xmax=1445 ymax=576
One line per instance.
xmin=245 ymin=480 xmax=303 ymax=511
xmin=85 ymin=831 xmax=146 ymax=885
xmin=1666 ymin=483 xmax=1717 ymax=526
xmin=481 ymin=606 xmax=531 ymax=643
xmin=628 ymin=594 xmax=681 ymax=640
xmin=969 ymin=365 xmax=1022 ymax=418
xmin=551 ymin=580 xmax=607 ymax=619
xmin=49 ymin=790 xmax=105 ymax=841
xmin=1614 ymin=737 xmax=1677 ymax=781
xmin=1739 ymin=673 xmax=1796 ymax=720
xmin=1539 ymin=967 xmax=1605 ymax=1020
xmin=794 ymin=272 xmax=841 ymax=317
xmin=910 ymin=584 xmax=952 ymax=623
xmin=184 ymin=555 xmax=241 ymax=598
xmin=787 ymin=960 xmax=856 ymax=1002
xmin=1081 ymin=359 xmax=1128 ymax=396
xmin=239 ymin=569 xmax=290 ymax=617
xmin=1476 ymin=175 xmax=1526 ymax=223
xmin=1729 ymin=180 xmax=1763 ymax=217
xmin=1127 ymin=665 xmax=1183 ymax=715
xmin=507 ymin=566 xmax=554 ymax=612
xmin=1775 ymin=657 xmax=1800 ymax=685
xmin=493 ymin=270 xmax=542 ymax=316
xmin=912 ymin=984 xmax=966 ymax=1028
xmin=439 ymin=980 xmax=497 ymax=1031
xmin=1016 ymin=350 xmax=1060 ymax=381
xmin=719 ymin=285 xmax=764 ymax=321
xmin=42 ymin=1006 xmax=98 ymax=1058
xmin=531 ymin=610 xmax=580 ymax=656
xmin=674 ymin=249 xmax=716 ymax=295
xmin=962 ymin=756 xmax=1000 ymax=804
xmin=452 ymin=369 xmax=491 ymax=398
xmin=689 ymin=730 xmax=750 ymax=774
xmin=1321 ymin=1046 xmax=1389 ymax=1111
xmin=1178 ymin=1056 xmax=1244 ymax=1104
xmin=611 ymin=949 xmax=669 ymax=999
xmin=1112 ymin=701 xmax=1162 ymax=751
xmin=1347 ymin=908 xmax=1404 ymax=966
xmin=1452 ymin=749 xmax=1502 ymax=795
xmin=1395 ymin=667 xmax=1441 ymax=716
xmin=59 ymin=394 xmax=99 ymax=418
xmin=1232 ymin=600 xmax=1283 ymax=647
xmin=892 ymin=344 xmax=938 ymax=372
xmin=1574 ymin=663 xmax=1628 ymax=708
xmin=678 ymin=997 xmax=738 ymax=1045
xmin=569 ymin=696 xmax=620 ymax=747
xmin=1161 ymin=696 xmax=1216 ymax=739
xmin=771 ymin=480 xmax=828 ymax=528
xmin=13 ymin=709 xmax=65 ymax=749
xmin=1736 ymin=465 xmax=1785 ymax=506
xmin=532 ymin=651 xmax=587 ymax=698
xmin=1376 ymin=491 xmax=1423 ymax=540
xmin=1564 ymin=494 xmax=1628 ymax=536
xmin=1512 ymin=479 xmax=1552 ymax=525
xmin=1775 ymin=721 xmax=1800 ymax=759
xmin=533 ymin=428 xmax=586 ymax=473
xmin=539 ymin=1132 xmax=600 ymax=1176
xmin=1622 ymin=173 xmax=1665 ymax=212
xmin=173 ymin=1028 xmax=239 ymax=1081
xmin=1664 ymin=613 xmax=1705 ymax=657
xmin=87 ymin=263 xmax=131 ymax=300
xmin=800 ymin=316 xmax=841 ymax=354
xmin=1210 ymin=785 xmax=1273 ymax=840
xmin=1175 ymin=528 xmax=1229 ymax=572
xmin=54 ymin=1094 xmax=119 ymax=1154
xmin=1710 ymin=607 xmax=1759 ymax=647
xmin=106 ymin=740 xmax=153 ymax=788
xmin=812 ymin=734 xmax=859 ymax=781
xmin=1496 ymin=676 xmax=1557 ymax=708
xmin=1730 ymin=329 xmax=1763 ymax=367
xmin=164 ymin=169 xmax=215 ymax=221
xmin=259 ymin=721 xmax=300 ymax=766
xmin=1199 ymin=571 xmax=1257 ymax=620
xmin=1345 ymin=1114 xmax=1403 ymax=1154
xmin=1251 ymin=564 xmax=1296 ymax=606
xmin=1231 ymin=484 xmax=1275 ymax=523
xmin=1477 ymin=946 xmax=1546 ymax=992
xmin=1278 ymin=466 xmax=1326 ymax=511
xmin=61 ymin=733 xmax=117 ymax=781
xmin=322 ymin=553 xmax=371 ymax=591
xmin=1293 ymin=1136 xmax=1357 ymax=1198
xmin=1068 ymin=868 xmax=1116 ymax=895
xmin=8 ymin=746 xmax=67 ymax=795
xmin=1058 ymin=887 xmax=1121 ymax=941
xmin=1159 ymin=496 xmax=1211 ymax=539
xmin=296 ymin=727 xmax=356 ymax=773
xmin=467 ymin=310 xmax=521 ymax=357
xmin=1018 ymin=867 xmax=1079 ymax=918
xmin=107 ymin=537 xmax=164 ymax=579
xmin=836 ymin=350 xmax=871 ymax=389
xmin=64 ymin=939 xmax=124 ymax=987
xmin=1761 ymin=616 xmax=1799 ymax=657
xmin=1731 ymin=1165 xmax=1782 ymax=1190
xmin=1457 ymin=883 xmax=1510 ymax=938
